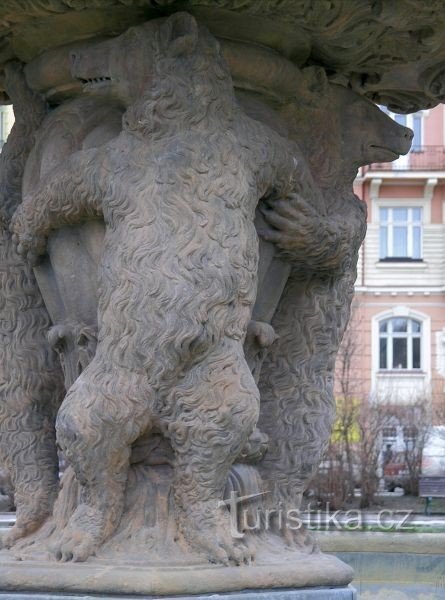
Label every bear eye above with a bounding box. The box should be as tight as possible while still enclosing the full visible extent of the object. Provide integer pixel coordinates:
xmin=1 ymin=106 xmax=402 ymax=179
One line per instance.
xmin=77 ymin=333 xmax=89 ymax=347
xmin=54 ymin=338 xmax=66 ymax=354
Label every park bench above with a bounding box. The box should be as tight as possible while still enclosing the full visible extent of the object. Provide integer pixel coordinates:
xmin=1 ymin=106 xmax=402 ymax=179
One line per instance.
xmin=419 ymin=476 xmax=445 ymax=515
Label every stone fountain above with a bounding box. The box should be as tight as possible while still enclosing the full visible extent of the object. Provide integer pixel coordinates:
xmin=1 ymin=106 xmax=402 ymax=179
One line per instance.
xmin=0 ymin=1 xmax=443 ymax=598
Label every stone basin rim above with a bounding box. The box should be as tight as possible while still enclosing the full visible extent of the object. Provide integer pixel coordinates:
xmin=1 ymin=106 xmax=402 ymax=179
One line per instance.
xmin=0 ymin=553 xmax=353 ymax=596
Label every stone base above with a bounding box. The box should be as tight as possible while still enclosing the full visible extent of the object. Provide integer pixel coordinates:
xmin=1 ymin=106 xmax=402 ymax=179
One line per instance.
xmin=0 ymin=464 xmax=353 ymax=596
xmin=0 ymin=553 xmax=353 ymax=597
xmin=0 ymin=588 xmax=357 ymax=599
xmin=0 ymin=464 xmax=354 ymax=597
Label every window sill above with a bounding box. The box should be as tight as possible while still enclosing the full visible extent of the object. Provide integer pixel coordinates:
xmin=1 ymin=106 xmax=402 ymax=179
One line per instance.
xmin=377 ymin=370 xmax=426 ymax=377
xmin=379 ymin=257 xmax=423 ymax=263
xmin=376 ymin=260 xmax=427 ymax=269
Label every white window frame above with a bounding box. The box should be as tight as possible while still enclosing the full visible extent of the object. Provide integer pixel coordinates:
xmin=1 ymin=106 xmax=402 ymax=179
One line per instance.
xmin=379 ymin=317 xmax=422 ymax=370
xmin=371 ymin=307 xmax=430 ymax=384
xmin=379 ymin=206 xmax=423 ymax=260
xmin=381 ymin=426 xmax=397 ymax=447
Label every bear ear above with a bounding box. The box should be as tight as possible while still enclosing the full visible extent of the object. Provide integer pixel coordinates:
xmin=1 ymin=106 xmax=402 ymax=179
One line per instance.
xmin=163 ymin=12 xmax=199 ymax=57
xmin=301 ymin=66 xmax=329 ymax=98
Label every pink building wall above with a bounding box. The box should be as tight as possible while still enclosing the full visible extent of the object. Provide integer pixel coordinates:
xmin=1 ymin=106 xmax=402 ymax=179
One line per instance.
xmin=337 ymin=103 xmax=445 ymax=419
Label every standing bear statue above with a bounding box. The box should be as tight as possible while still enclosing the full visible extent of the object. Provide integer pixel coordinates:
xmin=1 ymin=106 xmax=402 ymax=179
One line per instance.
xmin=0 ymin=62 xmax=65 ymax=549
xmin=11 ymin=13 xmax=317 ymax=565
xmin=252 ymin=67 xmax=413 ymax=548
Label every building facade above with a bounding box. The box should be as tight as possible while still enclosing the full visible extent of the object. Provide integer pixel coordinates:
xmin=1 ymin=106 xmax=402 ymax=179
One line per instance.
xmin=348 ymin=104 xmax=445 ymax=427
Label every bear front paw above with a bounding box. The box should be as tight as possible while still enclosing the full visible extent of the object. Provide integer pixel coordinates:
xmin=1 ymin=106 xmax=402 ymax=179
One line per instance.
xmin=259 ymin=193 xmax=320 ymax=252
xmin=49 ymin=503 xmax=104 ymax=562
xmin=283 ymin=524 xmax=320 ymax=554
xmin=10 ymin=210 xmax=47 ymax=264
xmin=11 ymin=231 xmax=46 ymax=265
xmin=178 ymin=500 xmax=255 ymax=566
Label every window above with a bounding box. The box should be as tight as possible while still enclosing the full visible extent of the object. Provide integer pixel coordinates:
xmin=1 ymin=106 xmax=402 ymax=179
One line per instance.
xmin=379 ymin=317 xmax=421 ymax=370
xmin=403 ymin=426 xmax=418 ymax=442
xmin=382 ymin=427 xmax=397 ymax=444
xmin=382 ymin=427 xmax=397 ymax=438
xmin=412 ymin=114 xmax=422 ymax=152
xmin=403 ymin=426 xmax=418 ymax=451
xmin=379 ymin=207 xmax=422 ymax=260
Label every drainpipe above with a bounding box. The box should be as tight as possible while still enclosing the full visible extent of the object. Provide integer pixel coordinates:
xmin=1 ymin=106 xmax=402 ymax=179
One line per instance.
xmin=367 ymin=177 xmax=382 ymax=289
xmin=361 ymin=169 xmax=366 ymax=288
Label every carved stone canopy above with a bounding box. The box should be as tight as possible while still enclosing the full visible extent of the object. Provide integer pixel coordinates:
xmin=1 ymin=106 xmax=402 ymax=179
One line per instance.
xmin=0 ymin=0 xmax=445 ymax=112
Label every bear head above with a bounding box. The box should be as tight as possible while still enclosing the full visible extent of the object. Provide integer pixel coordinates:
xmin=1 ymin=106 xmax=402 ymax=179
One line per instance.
xmin=70 ymin=13 xmax=234 ymax=136
xmin=280 ymin=67 xmax=413 ymax=186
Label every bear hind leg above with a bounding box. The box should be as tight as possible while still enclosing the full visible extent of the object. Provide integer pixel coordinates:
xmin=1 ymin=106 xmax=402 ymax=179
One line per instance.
xmin=0 ymin=414 xmax=59 ymax=548
xmin=52 ymin=361 xmax=152 ymax=562
xmin=167 ymin=339 xmax=259 ymax=565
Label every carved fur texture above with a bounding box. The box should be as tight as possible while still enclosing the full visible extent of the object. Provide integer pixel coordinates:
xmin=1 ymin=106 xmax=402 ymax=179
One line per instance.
xmin=0 ymin=62 xmax=64 ymax=548
xmin=11 ymin=14 xmax=305 ymax=564
xmin=256 ymin=71 xmax=411 ymax=549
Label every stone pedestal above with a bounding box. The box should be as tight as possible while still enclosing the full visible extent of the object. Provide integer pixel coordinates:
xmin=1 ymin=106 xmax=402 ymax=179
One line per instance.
xmin=0 ymin=589 xmax=357 ymax=600
xmin=0 ymin=553 xmax=354 ymax=597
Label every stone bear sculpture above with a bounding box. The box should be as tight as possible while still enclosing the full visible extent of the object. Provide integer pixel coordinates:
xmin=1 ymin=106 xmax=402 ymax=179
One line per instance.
xmin=22 ymin=94 xmax=123 ymax=390
xmin=254 ymin=68 xmax=413 ymax=547
xmin=0 ymin=62 xmax=65 ymax=548
xmin=23 ymin=92 xmax=267 ymax=467
xmin=11 ymin=13 xmax=312 ymax=564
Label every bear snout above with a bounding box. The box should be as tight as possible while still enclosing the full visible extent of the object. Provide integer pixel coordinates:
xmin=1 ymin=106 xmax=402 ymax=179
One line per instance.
xmin=395 ymin=124 xmax=414 ymax=155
